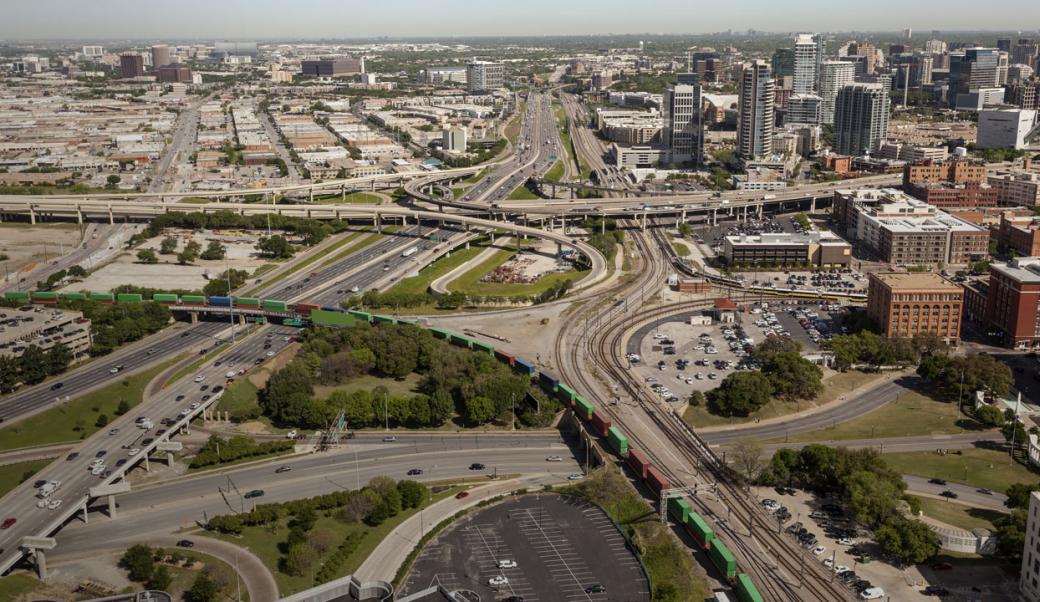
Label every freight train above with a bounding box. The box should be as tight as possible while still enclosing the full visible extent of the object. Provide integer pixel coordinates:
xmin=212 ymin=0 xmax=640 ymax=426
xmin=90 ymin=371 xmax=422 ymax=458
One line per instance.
xmin=2 ymin=291 xmax=319 ymax=317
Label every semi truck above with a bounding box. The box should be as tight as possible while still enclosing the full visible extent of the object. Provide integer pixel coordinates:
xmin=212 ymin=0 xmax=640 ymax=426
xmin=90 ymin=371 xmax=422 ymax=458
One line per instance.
xmin=401 ymin=246 xmax=418 ymax=257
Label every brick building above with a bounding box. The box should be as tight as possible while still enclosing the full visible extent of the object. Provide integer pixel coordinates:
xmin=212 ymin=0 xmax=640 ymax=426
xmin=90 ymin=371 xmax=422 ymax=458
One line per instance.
xmin=903 ymin=159 xmax=998 ymax=209
xmin=985 ymin=257 xmax=1040 ymax=349
xmin=998 ymin=214 xmax=1040 ymax=256
xmin=866 ymin=272 xmax=963 ymax=344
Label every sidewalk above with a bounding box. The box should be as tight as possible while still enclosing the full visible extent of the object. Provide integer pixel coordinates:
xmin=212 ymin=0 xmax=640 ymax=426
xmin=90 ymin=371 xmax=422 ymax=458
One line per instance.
xmin=353 ymin=473 xmax=559 ymax=582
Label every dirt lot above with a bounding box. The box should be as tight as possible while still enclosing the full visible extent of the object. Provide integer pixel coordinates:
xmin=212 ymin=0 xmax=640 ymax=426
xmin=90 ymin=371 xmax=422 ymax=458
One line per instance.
xmin=62 ymin=229 xmax=285 ymax=292
xmin=0 ymin=224 xmax=83 ymax=280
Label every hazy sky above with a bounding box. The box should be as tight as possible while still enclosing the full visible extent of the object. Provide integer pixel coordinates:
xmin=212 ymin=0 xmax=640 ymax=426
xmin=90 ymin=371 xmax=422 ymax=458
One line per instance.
xmin=3 ymin=0 xmax=1037 ymax=39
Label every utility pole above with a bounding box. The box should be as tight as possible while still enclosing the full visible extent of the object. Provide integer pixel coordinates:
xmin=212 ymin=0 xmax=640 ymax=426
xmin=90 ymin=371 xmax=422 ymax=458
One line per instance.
xmin=226 ymin=259 xmax=235 ymax=343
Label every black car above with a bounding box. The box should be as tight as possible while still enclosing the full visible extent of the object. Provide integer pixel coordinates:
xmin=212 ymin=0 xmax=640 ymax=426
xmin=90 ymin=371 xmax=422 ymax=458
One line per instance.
xmin=929 ymin=478 xmax=947 ymax=485
xmin=33 ymin=479 xmax=47 ymax=488
xmin=469 ymin=463 xmax=485 ymax=470
xmin=924 ymin=586 xmax=950 ymax=596
xmin=200 ymin=385 xmax=209 ymax=391
xmin=244 ymin=489 xmax=265 ymax=499
xmin=66 ymin=452 xmax=79 ymax=461
xmin=95 ymin=450 xmax=107 ymax=458
xmin=201 ymin=395 xmax=211 ymax=402
xmin=940 ymin=490 xmax=959 ymax=499
xmin=176 ymin=539 xmax=194 ymax=548
xmin=275 ymin=466 xmax=292 ymax=474
xmin=142 ymin=438 xmax=153 ymax=445
xmin=584 ymin=585 xmax=606 ymax=594
xmin=50 ymin=382 xmax=63 ymax=391
xmin=407 ymin=468 xmax=423 ymax=476
xmin=175 ymin=395 xmax=185 ymax=402
xmin=116 ymin=459 xmax=128 ymax=467
xmin=212 ymin=386 xmax=224 ymax=393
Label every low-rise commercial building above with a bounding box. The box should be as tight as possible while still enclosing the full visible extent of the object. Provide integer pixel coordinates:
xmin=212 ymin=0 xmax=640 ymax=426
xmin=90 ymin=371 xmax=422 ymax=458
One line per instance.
xmin=866 ymin=272 xmax=963 ymax=344
xmin=611 ymin=144 xmax=664 ymax=168
xmin=986 ymin=257 xmax=1040 ymax=349
xmin=722 ymin=231 xmax=852 ymax=268
xmin=998 ymin=214 xmax=1040 ymax=256
xmin=989 ymin=170 xmax=1040 ymax=206
xmin=301 ymin=57 xmax=364 ymax=77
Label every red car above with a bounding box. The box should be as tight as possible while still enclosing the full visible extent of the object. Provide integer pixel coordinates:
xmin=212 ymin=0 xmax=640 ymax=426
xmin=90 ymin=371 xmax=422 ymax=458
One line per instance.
xmin=455 ymin=491 xmax=470 ymax=500
xmin=1 ymin=517 xmax=16 ymax=529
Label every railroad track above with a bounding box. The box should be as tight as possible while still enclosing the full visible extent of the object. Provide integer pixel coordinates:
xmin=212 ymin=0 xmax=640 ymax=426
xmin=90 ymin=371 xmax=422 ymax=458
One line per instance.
xmin=553 ymin=223 xmax=852 ymax=601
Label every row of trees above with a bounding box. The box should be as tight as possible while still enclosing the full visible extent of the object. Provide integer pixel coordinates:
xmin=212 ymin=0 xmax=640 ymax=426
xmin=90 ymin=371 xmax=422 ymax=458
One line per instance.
xmin=0 ymin=343 xmax=71 ymax=394
xmin=916 ymin=353 xmax=1013 ymax=403
xmin=36 ymin=264 xmax=87 ymax=291
xmin=76 ymin=300 xmax=172 ymax=355
xmin=188 ymin=435 xmax=295 ymax=468
xmin=826 ymin=330 xmax=948 ymax=371
xmin=139 ymin=210 xmax=351 ymax=247
xmin=759 ymin=445 xmax=941 ymax=565
xmin=706 ymin=337 xmax=823 ymax=416
xmin=120 ymin=544 xmax=220 ymax=602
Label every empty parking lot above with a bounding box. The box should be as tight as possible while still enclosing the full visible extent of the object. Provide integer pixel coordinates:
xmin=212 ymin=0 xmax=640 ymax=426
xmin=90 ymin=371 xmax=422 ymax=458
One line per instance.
xmin=399 ymin=494 xmax=650 ymax=602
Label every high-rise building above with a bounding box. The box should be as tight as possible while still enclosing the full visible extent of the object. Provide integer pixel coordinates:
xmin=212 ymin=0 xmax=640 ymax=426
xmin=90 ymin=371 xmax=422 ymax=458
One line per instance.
xmin=214 ymin=41 xmax=258 ymax=57
xmin=772 ymin=48 xmax=795 ymax=78
xmin=924 ymin=39 xmax=948 ymax=55
xmin=786 ymin=94 xmax=822 ymax=125
xmin=151 ymin=44 xmax=170 ymax=69
xmin=833 ymin=83 xmax=890 ymax=156
xmin=793 ymin=33 xmax=825 ymax=94
xmin=1019 ymin=492 xmax=1040 ymax=596
xmin=867 ymin=272 xmax=963 ymax=344
xmin=441 ymin=127 xmax=467 ymax=153
xmin=466 ymin=60 xmax=504 ymax=92
xmin=737 ymin=60 xmax=775 ymax=160
xmin=998 ymin=38 xmax=1013 ymax=53
xmin=891 ymin=53 xmax=934 ymax=89
xmin=81 ymin=45 xmax=104 ymax=58
xmin=301 ymin=57 xmax=364 ymax=77
xmin=819 ymin=61 xmax=856 ymax=125
xmin=661 ymin=83 xmax=703 ymax=165
xmin=985 ymin=258 xmax=1040 ymax=349
xmin=157 ymin=66 xmax=192 ymax=83
xmin=119 ymin=53 xmax=144 ymax=78
xmin=949 ymin=48 xmax=1001 ymax=106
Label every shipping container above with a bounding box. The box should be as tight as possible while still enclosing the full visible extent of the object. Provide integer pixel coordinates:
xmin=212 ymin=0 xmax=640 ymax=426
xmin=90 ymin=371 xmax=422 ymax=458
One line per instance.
xmin=4 ymin=291 xmax=30 ymax=301
xmin=181 ymin=295 xmax=207 ymax=306
xmin=116 ymin=293 xmax=143 ymax=303
xmin=557 ymin=383 xmax=577 ymax=404
xmin=347 ymin=310 xmax=372 ymax=322
xmin=626 ymin=448 xmax=650 ymax=479
xmin=310 ymin=310 xmax=356 ymax=329
xmin=151 ymin=293 xmax=179 ymax=304
xmin=284 ymin=318 xmax=305 ymax=327
xmin=59 ymin=292 xmax=87 ymax=301
xmin=429 ymin=327 xmax=451 ymax=339
xmin=494 ymin=349 xmax=515 ymax=367
xmin=590 ymin=412 xmax=611 ymax=437
xmin=472 ymin=340 xmax=495 ymax=355
xmin=668 ymin=497 xmax=692 ymax=523
xmin=207 ymin=296 xmax=232 ymax=307
xmin=31 ymin=292 xmax=58 ymax=303
xmin=687 ymin=511 xmax=715 ymax=549
xmin=449 ymin=333 xmax=471 ymax=348
xmin=295 ymin=303 xmax=320 ymax=316
xmin=574 ymin=396 xmax=595 ymax=421
xmin=709 ymin=539 xmax=737 ymax=579
xmin=262 ymin=299 xmax=289 ymax=312
xmin=734 ymin=574 xmax=763 ymax=602
xmin=538 ymin=371 xmax=559 ymax=391
xmin=646 ymin=465 xmax=670 ymax=497
xmin=514 ymin=357 xmax=536 ymax=375
xmin=607 ymin=426 xmax=629 ymax=456
xmin=372 ymin=314 xmax=396 ymax=324
xmin=90 ymin=292 xmax=116 ymax=303
xmin=235 ymin=297 xmax=261 ymax=307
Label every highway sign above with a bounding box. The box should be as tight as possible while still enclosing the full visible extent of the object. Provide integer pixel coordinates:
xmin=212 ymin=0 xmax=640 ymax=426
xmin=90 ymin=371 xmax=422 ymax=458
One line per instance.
xmin=549 ymin=155 xmax=557 ymax=161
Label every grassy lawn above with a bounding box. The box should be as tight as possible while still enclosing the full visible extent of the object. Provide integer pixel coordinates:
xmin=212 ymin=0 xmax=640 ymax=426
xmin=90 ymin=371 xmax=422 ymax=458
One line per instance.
xmin=910 ymin=495 xmax=1008 ymax=532
xmin=448 ymin=247 xmax=586 ymax=297
xmin=313 ymin=373 xmax=421 ymax=400
xmin=178 ymin=197 xmax=211 ymax=204
xmin=544 ymin=160 xmax=564 ymax=183
xmin=0 ymin=358 xmax=181 ymax=452
xmin=672 ymin=242 xmax=691 ymax=257
xmin=155 ymin=548 xmax=249 ymax=601
xmin=331 ymin=192 xmax=381 ymax=204
xmin=687 ymin=370 xmax=888 ymax=429
xmin=202 ymin=487 xmax=457 ymax=596
xmin=507 ymin=185 xmax=539 ymax=200
xmin=386 ymin=245 xmax=484 ymax=296
xmin=885 ymin=448 xmax=1040 ymax=493
xmin=215 ymin=378 xmax=260 ymax=421
xmin=505 ymin=102 xmax=526 ymax=145
xmin=776 ymin=389 xmax=989 ymax=443
xmin=0 ymin=458 xmax=53 ymax=497
xmin=0 ymin=574 xmax=44 ymax=600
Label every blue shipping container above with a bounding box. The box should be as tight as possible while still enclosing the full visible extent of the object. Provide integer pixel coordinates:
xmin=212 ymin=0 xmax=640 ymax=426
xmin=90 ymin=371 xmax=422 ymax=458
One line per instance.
xmin=207 ymin=296 xmax=232 ymax=306
xmin=538 ymin=371 xmax=559 ymax=390
xmin=514 ymin=358 xmax=536 ymax=375
xmin=321 ymin=306 xmax=342 ymax=313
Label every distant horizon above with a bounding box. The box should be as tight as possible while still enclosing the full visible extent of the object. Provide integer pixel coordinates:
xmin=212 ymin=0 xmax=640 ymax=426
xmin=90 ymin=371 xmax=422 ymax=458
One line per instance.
xmin=3 ymin=0 xmax=1039 ymax=40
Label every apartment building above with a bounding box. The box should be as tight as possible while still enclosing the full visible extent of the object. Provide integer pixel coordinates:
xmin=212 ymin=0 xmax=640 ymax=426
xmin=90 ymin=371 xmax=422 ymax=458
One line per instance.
xmin=986 ymin=257 xmax=1040 ymax=349
xmin=0 ymin=308 xmax=92 ymax=362
xmin=998 ymin=214 xmax=1040 ymax=256
xmin=1020 ymin=492 xmax=1040 ymax=601
xmin=737 ymin=60 xmax=774 ymax=160
xmin=833 ymin=83 xmax=890 ymax=156
xmin=989 ymin=170 xmax=1040 ymax=206
xmin=866 ymin=272 xmax=963 ymax=344
xmin=466 ymin=61 xmax=504 ymax=93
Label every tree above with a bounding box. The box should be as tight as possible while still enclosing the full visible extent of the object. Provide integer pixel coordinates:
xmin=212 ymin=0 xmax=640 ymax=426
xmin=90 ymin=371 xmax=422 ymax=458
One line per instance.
xmin=256 ymin=235 xmax=293 ymax=259
xmin=159 ymin=236 xmax=178 ymax=254
xmin=47 ymin=343 xmax=71 ymax=375
xmin=307 ymin=528 xmax=337 ymax=555
xmin=107 ymin=174 xmax=121 ymax=186
xmin=119 ymin=544 xmax=155 ymax=582
xmin=975 ymin=404 xmax=1006 ymax=427
xmin=95 ymin=414 xmax=109 ymax=428
xmin=200 ymin=240 xmax=226 ymax=260
xmin=398 ymin=480 xmax=427 ymax=509
xmin=67 ymin=265 xmax=87 ymax=278
xmin=706 ymin=371 xmax=773 ymax=416
xmin=176 ymin=249 xmax=195 ymax=265
xmin=285 ymin=543 xmax=318 ymax=576
xmin=148 ymin=565 xmax=173 ymax=591
xmin=186 ymin=572 xmax=220 ymax=602
xmin=136 ymin=248 xmax=159 ymax=264
xmin=1005 ymin=483 xmax=1040 ymax=509
xmin=762 ymin=352 xmax=823 ymax=401
xmin=752 ymin=336 xmax=802 ymax=364
xmin=463 ymin=395 xmax=497 ymax=424
xmin=19 ymin=346 xmax=49 ymax=384
xmin=731 ymin=439 xmax=765 ymax=484
xmin=688 ymin=390 xmax=706 ymax=407
xmin=875 ymin=518 xmax=940 ymax=565
xmin=994 ymin=510 xmax=1027 ymax=560
xmin=116 ymin=399 xmax=130 ymax=415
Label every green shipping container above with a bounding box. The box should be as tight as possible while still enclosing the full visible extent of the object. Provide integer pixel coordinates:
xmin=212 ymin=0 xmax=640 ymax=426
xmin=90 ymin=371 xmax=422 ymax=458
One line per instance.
xmin=607 ymin=426 xmax=629 ymax=455
xmin=59 ymin=292 xmax=87 ymax=300
xmin=152 ymin=293 xmax=179 ymax=303
xmin=449 ymin=334 xmax=471 ymax=348
xmin=284 ymin=318 xmax=304 ymax=327
xmin=235 ymin=297 xmax=261 ymax=307
xmin=709 ymin=539 xmax=737 ymax=579
xmin=262 ymin=299 xmax=288 ymax=312
xmin=182 ymin=295 xmax=206 ymax=305
xmin=472 ymin=340 xmax=494 ymax=354
xmin=429 ymin=327 xmax=451 ymax=339
xmin=668 ymin=496 xmax=692 ymax=523
xmin=89 ymin=292 xmax=115 ymax=302
xmin=116 ymin=293 xmax=143 ymax=303
xmin=310 ymin=310 xmax=356 ymax=328
xmin=4 ymin=291 xmax=30 ymax=301
xmin=687 ymin=512 xmax=715 ymax=548
xmin=372 ymin=314 xmax=396 ymax=324
xmin=347 ymin=310 xmax=372 ymax=322
xmin=574 ymin=396 xmax=594 ymax=420
xmin=31 ymin=292 xmax=58 ymax=300
xmin=557 ymin=383 xmax=577 ymax=403
xmin=735 ymin=574 xmax=764 ymax=602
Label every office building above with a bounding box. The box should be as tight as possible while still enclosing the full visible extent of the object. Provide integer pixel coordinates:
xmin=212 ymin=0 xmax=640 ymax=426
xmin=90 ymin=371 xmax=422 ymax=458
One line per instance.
xmin=441 ymin=127 xmax=467 ymax=153
xmin=998 ymin=214 xmax=1040 ymax=256
xmin=119 ymin=53 xmax=144 ymax=78
xmin=866 ymin=273 xmax=963 ymax=344
xmin=301 ymin=57 xmax=364 ymax=77
xmin=157 ymin=66 xmax=193 ymax=84
xmin=891 ymin=53 xmax=934 ymax=89
xmin=0 ymin=308 xmax=92 ymax=362
xmin=786 ymin=94 xmax=822 ymax=125
xmin=214 ymin=41 xmax=258 ymax=57
xmin=151 ymin=44 xmax=170 ymax=69
xmin=986 ymin=258 xmax=1040 ymax=349
xmin=1019 ymin=492 xmax=1040 ymax=598
xmin=990 ymin=171 xmax=1040 ymax=206
xmin=793 ymin=33 xmax=825 ymax=95
xmin=722 ymin=231 xmax=851 ymax=267
xmin=417 ymin=66 xmax=467 ymax=85
xmin=819 ymin=61 xmax=856 ymax=125
xmin=833 ymin=83 xmax=890 ymax=156
xmin=661 ymin=83 xmax=703 ymax=165
xmin=611 ymin=144 xmax=665 ymax=168
xmin=737 ymin=60 xmax=775 ymax=160
xmin=81 ymin=45 xmax=104 ymax=58
xmin=466 ymin=61 xmax=504 ymax=92
xmin=977 ymin=108 xmax=1038 ymax=149
xmin=1006 ymin=80 xmax=1040 ymax=110
xmin=772 ymin=48 xmax=795 ymax=78
xmin=949 ymin=48 xmax=1001 ymax=106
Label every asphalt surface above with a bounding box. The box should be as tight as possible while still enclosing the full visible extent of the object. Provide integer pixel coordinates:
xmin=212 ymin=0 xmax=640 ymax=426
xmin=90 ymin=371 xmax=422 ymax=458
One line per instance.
xmin=400 ymin=494 xmax=649 ymax=602
xmin=903 ymin=474 xmax=1009 ymax=512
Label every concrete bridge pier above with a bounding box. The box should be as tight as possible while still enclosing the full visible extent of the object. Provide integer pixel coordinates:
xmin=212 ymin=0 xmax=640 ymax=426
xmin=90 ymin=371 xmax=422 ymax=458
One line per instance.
xmin=76 ymin=208 xmax=83 ymax=225
xmin=640 ymin=212 xmax=647 ymax=231
xmin=28 ymin=206 xmax=36 ymax=225
xmin=757 ymin=204 xmax=763 ymax=218
xmin=742 ymin=206 xmax=748 ymax=222
xmin=514 ymin=231 xmax=522 ymax=251
xmin=108 ymin=206 xmax=114 ymax=225
xmin=810 ymin=197 xmax=817 ymax=213
xmin=341 ymin=185 xmax=346 ymax=201
xmin=601 ymin=216 xmax=606 ymax=234
xmin=375 ymin=213 xmax=382 ymax=233
xmin=22 ymin=538 xmax=55 ymax=580
xmin=309 ymin=188 xmax=314 ymax=203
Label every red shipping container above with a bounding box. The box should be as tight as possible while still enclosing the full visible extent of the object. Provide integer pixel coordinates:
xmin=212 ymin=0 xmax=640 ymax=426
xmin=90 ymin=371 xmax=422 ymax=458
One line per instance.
xmin=294 ymin=303 xmax=319 ymax=315
xmin=590 ymin=412 xmax=612 ymax=437
xmin=646 ymin=465 xmax=671 ymax=497
xmin=626 ymin=449 xmax=650 ymax=479
xmin=494 ymin=349 xmax=515 ymax=367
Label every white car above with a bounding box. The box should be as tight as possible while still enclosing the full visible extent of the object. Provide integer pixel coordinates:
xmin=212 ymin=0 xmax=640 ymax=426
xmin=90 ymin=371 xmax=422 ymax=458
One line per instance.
xmin=266 ymin=351 xmax=274 ymax=357
xmin=498 ymin=560 xmax=518 ymax=569
xmin=90 ymin=464 xmax=106 ymax=476
xmin=567 ymin=474 xmax=584 ymax=481
xmin=46 ymin=499 xmax=62 ymax=510
xmin=860 ymin=587 xmax=884 ymax=600
xmin=812 ymin=545 xmax=826 ymax=556
xmin=128 ymin=448 xmax=140 ymax=456
xmin=287 ymin=430 xmax=298 ymax=439
xmin=194 ymin=375 xmax=205 ymax=383
xmin=837 ymin=538 xmax=856 ymax=546
xmin=545 ymin=455 xmax=563 ymax=462
xmin=109 ymin=367 xmax=120 ymax=374
xmin=823 ymin=558 xmax=834 ymax=568
xmin=488 ymin=576 xmax=509 ymax=587
xmin=834 ymin=565 xmax=851 ymax=574
xmin=190 ymin=402 xmax=200 ymax=410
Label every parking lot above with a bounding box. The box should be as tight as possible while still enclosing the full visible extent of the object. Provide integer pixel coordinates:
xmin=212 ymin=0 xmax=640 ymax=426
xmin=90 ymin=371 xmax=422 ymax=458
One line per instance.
xmin=399 ymin=494 xmax=649 ymax=602
xmin=742 ymin=299 xmax=849 ymax=353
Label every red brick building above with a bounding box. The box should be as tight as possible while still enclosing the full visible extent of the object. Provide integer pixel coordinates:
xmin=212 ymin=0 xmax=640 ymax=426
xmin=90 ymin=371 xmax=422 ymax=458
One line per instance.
xmin=866 ymin=273 xmax=963 ymax=344
xmin=998 ymin=214 xmax=1040 ymax=257
xmin=985 ymin=258 xmax=1040 ymax=349
xmin=904 ymin=159 xmax=998 ymax=209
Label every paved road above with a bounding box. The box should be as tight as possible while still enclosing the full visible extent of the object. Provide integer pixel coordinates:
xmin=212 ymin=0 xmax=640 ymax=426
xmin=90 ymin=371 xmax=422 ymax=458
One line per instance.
xmin=752 ymin=432 xmax=1006 ymax=455
xmin=904 ymin=474 xmax=1009 ymax=512
xmin=150 ymin=99 xmax=203 ymax=194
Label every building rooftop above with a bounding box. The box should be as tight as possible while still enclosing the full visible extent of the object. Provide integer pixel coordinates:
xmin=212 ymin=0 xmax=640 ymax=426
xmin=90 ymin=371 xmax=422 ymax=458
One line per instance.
xmin=870 ymin=272 xmax=962 ymax=291
xmin=992 ymin=257 xmax=1040 ymax=283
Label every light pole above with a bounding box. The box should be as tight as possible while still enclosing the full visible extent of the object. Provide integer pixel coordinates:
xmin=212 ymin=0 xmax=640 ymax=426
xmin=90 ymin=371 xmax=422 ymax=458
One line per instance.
xmin=226 ymin=259 xmax=235 ymax=343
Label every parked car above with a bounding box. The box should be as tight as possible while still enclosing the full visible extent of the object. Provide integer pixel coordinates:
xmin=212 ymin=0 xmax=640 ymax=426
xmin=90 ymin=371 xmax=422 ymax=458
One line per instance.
xmin=176 ymin=540 xmax=194 ymax=548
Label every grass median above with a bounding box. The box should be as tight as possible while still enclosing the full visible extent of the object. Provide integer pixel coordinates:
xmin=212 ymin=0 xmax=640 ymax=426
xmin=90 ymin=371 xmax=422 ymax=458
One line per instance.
xmin=0 ymin=458 xmax=54 ymax=497
xmin=0 ymin=357 xmax=183 ymax=452
xmin=885 ymin=448 xmax=1040 ymax=493
xmin=447 ymin=246 xmax=586 ymax=297
xmin=385 ymin=245 xmax=485 ymax=296
xmin=909 ymin=495 xmax=1007 ymax=532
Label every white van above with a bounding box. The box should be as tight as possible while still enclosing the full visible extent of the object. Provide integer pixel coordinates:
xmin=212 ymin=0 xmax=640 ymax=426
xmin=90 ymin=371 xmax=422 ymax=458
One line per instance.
xmin=860 ymin=587 xmax=884 ymax=600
